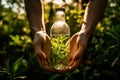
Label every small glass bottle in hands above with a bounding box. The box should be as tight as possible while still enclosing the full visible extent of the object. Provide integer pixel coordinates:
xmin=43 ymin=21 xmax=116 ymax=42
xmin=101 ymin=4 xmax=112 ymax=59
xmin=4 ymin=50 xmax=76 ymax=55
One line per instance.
xmin=50 ymin=8 xmax=70 ymax=70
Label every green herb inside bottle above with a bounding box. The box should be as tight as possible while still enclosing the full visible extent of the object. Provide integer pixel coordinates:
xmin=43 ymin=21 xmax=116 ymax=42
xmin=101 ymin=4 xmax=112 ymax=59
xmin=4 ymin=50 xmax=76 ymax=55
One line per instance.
xmin=50 ymin=8 xmax=70 ymax=70
xmin=50 ymin=35 xmax=69 ymax=70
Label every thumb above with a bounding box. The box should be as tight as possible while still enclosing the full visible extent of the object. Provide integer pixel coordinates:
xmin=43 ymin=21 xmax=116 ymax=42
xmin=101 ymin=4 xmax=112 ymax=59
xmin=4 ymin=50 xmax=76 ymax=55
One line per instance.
xmin=36 ymin=48 xmax=46 ymax=60
xmin=74 ymin=35 xmax=88 ymax=61
xmin=74 ymin=44 xmax=86 ymax=61
xmin=33 ymin=31 xmax=47 ymax=60
xmin=74 ymin=49 xmax=81 ymax=61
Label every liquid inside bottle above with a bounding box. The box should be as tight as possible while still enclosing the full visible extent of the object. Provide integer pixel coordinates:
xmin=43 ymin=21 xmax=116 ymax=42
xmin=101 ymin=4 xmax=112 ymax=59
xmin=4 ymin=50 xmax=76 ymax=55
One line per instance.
xmin=50 ymin=8 xmax=70 ymax=70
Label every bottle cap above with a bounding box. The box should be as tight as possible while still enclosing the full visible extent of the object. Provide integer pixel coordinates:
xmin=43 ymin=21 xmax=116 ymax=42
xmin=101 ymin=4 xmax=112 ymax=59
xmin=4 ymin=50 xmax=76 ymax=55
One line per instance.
xmin=56 ymin=7 xmax=65 ymax=12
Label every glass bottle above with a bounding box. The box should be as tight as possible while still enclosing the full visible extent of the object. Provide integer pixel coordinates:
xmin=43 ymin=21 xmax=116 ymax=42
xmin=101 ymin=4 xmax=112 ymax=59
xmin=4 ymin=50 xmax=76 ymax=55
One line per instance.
xmin=50 ymin=8 xmax=70 ymax=70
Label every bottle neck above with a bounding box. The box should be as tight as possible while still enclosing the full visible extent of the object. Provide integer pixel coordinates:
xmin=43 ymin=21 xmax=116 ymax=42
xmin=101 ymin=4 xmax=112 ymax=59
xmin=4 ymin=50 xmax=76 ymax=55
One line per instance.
xmin=55 ymin=11 xmax=65 ymax=22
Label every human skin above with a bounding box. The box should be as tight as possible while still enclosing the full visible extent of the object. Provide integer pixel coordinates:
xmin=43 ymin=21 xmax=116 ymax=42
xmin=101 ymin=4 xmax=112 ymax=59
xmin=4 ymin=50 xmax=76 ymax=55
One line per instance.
xmin=24 ymin=0 xmax=108 ymax=73
xmin=69 ymin=0 xmax=108 ymax=70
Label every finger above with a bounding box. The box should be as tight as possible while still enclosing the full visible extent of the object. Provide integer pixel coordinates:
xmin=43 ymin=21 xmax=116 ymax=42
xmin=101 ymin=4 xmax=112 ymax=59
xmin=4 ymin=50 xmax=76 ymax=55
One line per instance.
xmin=69 ymin=34 xmax=79 ymax=60
xmin=37 ymin=55 xmax=65 ymax=73
xmin=69 ymin=52 xmax=81 ymax=68
xmin=69 ymin=55 xmax=74 ymax=67
xmin=33 ymin=38 xmax=47 ymax=60
xmin=36 ymin=49 xmax=46 ymax=60
xmin=74 ymin=34 xmax=88 ymax=61
xmin=74 ymin=41 xmax=87 ymax=61
xmin=37 ymin=56 xmax=58 ymax=72
xmin=69 ymin=60 xmax=74 ymax=67
xmin=68 ymin=33 xmax=79 ymax=68
xmin=42 ymin=34 xmax=51 ymax=64
xmin=42 ymin=66 xmax=58 ymax=72
xmin=68 ymin=59 xmax=81 ymax=71
xmin=74 ymin=49 xmax=82 ymax=61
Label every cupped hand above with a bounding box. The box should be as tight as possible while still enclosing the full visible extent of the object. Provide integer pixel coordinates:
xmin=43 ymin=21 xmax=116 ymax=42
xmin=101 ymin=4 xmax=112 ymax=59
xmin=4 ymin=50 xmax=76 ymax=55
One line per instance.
xmin=32 ymin=31 xmax=88 ymax=73
xmin=68 ymin=32 xmax=88 ymax=71
xmin=33 ymin=31 xmax=57 ymax=72
xmin=32 ymin=31 xmax=70 ymax=73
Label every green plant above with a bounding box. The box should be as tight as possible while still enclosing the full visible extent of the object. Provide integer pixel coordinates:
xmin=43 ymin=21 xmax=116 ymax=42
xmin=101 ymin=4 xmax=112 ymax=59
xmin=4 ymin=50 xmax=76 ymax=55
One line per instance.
xmin=50 ymin=35 xmax=70 ymax=70
xmin=0 ymin=57 xmax=28 ymax=80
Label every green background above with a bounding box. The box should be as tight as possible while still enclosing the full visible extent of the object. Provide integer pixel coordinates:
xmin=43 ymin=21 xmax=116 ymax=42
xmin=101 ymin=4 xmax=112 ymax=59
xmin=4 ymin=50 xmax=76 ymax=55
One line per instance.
xmin=0 ymin=0 xmax=120 ymax=80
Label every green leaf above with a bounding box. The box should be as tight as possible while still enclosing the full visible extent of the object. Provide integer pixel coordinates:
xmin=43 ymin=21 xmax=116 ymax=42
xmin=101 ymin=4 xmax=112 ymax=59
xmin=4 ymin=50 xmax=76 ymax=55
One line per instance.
xmin=106 ymin=32 xmax=118 ymax=41
xmin=9 ymin=35 xmax=22 ymax=46
xmin=12 ymin=57 xmax=23 ymax=73
xmin=5 ymin=59 xmax=10 ymax=73
xmin=49 ymin=74 xmax=61 ymax=80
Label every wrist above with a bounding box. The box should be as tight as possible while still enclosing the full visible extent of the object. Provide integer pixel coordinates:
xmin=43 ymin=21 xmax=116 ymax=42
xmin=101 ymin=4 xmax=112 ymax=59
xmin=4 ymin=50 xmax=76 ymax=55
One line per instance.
xmin=79 ymin=21 xmax=91 ymax=38
xmin=33 ymin=31 xmax=46 ymax=44
xmin=79 ymin=32 xmax=88 ymax=43
xmin=31 ymin=25 xmax=46 ymax=35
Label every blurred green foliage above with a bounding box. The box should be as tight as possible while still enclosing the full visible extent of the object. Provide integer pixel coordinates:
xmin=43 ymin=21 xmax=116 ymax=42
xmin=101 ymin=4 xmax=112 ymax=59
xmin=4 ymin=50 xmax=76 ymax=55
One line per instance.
xmin=0 ymin=0 xmax=120 ymax=80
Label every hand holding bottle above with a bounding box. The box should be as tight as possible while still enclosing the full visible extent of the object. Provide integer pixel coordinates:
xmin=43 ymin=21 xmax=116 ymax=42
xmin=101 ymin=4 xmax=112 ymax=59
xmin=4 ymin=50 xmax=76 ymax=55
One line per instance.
xmin=68 ymin=32 xmax=88 ymax=71
xmin=32 ymin=8 xmax=88 ymax=72
xmin=33 ymin=31 xmax=58 ymax=72
xmin=32 ymin=31 xmax=88 ymax=73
